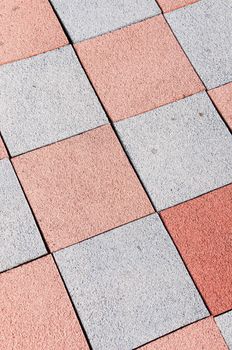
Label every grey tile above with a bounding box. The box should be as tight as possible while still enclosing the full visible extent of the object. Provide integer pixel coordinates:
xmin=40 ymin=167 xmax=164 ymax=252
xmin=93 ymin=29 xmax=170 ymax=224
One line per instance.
xmin=216 ymin=311 xmax=232 ymax=349
xmin=115 ymin=92 xmax=232 ymax=210
xmin=165 ymin=0 xmax=232 ymax=89
xmin=50 ymin=0 xmax=161 ymax=42
xmin=54 ymin=214 xmax=208 ymax=350
xmin=0 ymin=159 xmax=46 ymax=272
xmin=0 ymin=45 xmax=107 ymax=156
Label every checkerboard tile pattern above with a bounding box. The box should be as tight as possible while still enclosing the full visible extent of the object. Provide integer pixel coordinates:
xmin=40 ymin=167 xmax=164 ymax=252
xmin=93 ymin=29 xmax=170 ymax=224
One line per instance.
xmin=1 ymin=0 xmax=232 ymax=349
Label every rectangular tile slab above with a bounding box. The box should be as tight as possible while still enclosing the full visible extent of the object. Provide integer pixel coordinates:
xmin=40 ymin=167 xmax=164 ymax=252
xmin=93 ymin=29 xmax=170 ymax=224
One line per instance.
xmin=54 ymin=214 xmax=208 ymax=350
xmin=0 ymin=159 xmax=46 ymax=272
xmin=115 ymin=92 xmax=232 ymax=210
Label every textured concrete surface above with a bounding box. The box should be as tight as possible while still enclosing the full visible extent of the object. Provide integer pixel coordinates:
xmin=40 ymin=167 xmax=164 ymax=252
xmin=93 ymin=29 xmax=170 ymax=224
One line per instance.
xmin=76 ymin=15 xmax=204 ymax=121
xmin=115 ymin=92 xmax=232 ymax=210
xmin=50 ymin=0 xmax=161 ymax=42
xmin=0 ymin=0 xmax=68 ymax=65
xmin=0 ymin=137 xmax=7 ymax=159
xmin=209 ymin=82 xmax=232 ymax=131
xmin=54 ymin=214 xmax=208 ymax=350
xmin=157 ymin=0 xmax=199 ymax=12
xmin=13 ymin=125 xmax=153 ymax=251
xmin=0 ymin=159 xmax=46 ymax=272
xmin=216 ymin=311 xmax=232 ymax=350
xmin=161 ymin=184 xmax=232 ymax=316
xmin=140 ymin=317 xmax=227 ymax=349
xmin=0 ymin=256 xmax=89 ymax=350
xmin=166 ymin=0 xmax=232 ymax=89
xmin=0 ymin=45 xmax=107 ymax=156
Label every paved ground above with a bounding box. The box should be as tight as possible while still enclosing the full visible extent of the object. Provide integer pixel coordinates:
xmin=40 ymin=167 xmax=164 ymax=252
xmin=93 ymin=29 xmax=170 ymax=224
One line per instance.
xmin=0 ymin=0 xmax=232 ymax=349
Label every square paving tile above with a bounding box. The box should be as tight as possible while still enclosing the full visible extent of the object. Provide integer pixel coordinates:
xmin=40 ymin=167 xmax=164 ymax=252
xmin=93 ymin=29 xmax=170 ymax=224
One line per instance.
xmin=76 ymin=15 xmax=204 ymax=121
xmin=139 ymin=317 xmax=227 ymax=349
xmin=0 ymin=256 xmax=89 ymax=350
xmin=216 ymin=311 xmax=232 ymax=350
xmin=115 ymin=92 xmax=232 ymax=210
xmin=0 ymin=0 xmax=68 ymax=65
xmin=166 ymin=0 xmax=232 ymax=89
xmin=50 ymin=0 xmax=161 ymax=43
xmin=157 ymin=0 xmax=199 ymax=12
xmin=161 ymin=183 xmax=232 ymax=315
xmin=0 ymin=137 xmax=8 ymax=159
xmin=0 ymin=45 xmax=107 ymax=156
xmin=54 ymin=214 xmax=208 ymax=350
xmin=0 ymin=159 xmax=46 ymax=272
xmin=209 ymin=82 xmax=232 ymax=131
xmin=13 ymin=125 xmax=153 ymax=251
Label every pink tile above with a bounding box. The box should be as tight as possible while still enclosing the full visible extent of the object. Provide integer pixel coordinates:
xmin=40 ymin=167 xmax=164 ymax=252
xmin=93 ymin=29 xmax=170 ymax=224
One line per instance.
xmin=75 ymin=15 xmax=204 ymax=121
xmin=13 ymin=125 xmax=153 ymax=251
xmin=0 ymin=255 xmax=89 ymax=350
xmin=157 ymin=0 xmax=199 ymax=13
xmin=209 ymin=82 xmax=232 ymax=131
xmin=0 ymin=137 xmax=8 ymax=159
xmin=0 ymin=0 xmax=68 ymax=65
xmin=140 ymin=317 xmax=227 ymax=350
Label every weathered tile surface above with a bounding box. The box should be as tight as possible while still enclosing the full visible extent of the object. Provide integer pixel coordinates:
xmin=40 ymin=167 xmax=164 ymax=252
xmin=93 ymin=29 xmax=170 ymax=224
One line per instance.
xmin=0 ymin=137 xmax=8 ymax=159
xmin=0 ymin=159 xmax=46 ymax=272
xmin=161 ymin=184 xmax=232 ymax=315
xmin=209 ymin=82 xmax=232 ymax=131
xmin=13 ymin=125 xmax=153 ymax=251
xmin=76 ymin=15 xmax=203 ymax=121
xmin=216 ymin=311 xmax=232 ymax=350
xmin=0 ymin=0 xmax=68 ymax=65
xmin=50 ymin=0 xmax=161 ymax=42
xmin=166 ymin=0 xmax=232 ymax=89
xmin=115 ymin=92 xmax=232 ymax=210
xmin=0 ymin=256 xmax=89 ymax=350
xmin=157 ymin=0 xmax=199 ymax=12
xmin=54 ymin=214 xmax=208 ymax=350
xmin=0 ymin=45 xmax=107 ymax=156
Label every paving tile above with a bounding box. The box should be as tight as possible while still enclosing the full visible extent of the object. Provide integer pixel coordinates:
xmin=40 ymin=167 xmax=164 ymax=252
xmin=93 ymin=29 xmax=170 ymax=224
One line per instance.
xmin=115 ymin=92 xmax=232 ymax=210
xmin=0 ymin=159 xmax=46 ymax=272
xmin=0 ymin=0 xmax=68 ymax=65
xmin=161 ymin=184 xmax=232 ymax=315
xmin=50 ymin=0 xmax=161 ymax=43
xmin=13 ymin=125 xmax=153 ymax=251
xmin=166 ymin=0 xmax=232 ymax=89
xmin=139 ymin=317 xmax=227 ymax=349
xmin=0 ymin=255 xmax=89 ymax=350
xmin=76 ymin=15 xmax=204 ymax=122
xmin=209 ymin=82 xmax=232 ymax=131
xmin=54 ymin=214 xmax=208 ymax=350
xmin=0 ymin=45 xmax=107 ymax=156
xmin=216 ymin=311 xmax=232 ymax=350
xmin=157 ymin=0 xmax=199 ymax=12
xmin=0 ymin=137 xmax=8 ymax=159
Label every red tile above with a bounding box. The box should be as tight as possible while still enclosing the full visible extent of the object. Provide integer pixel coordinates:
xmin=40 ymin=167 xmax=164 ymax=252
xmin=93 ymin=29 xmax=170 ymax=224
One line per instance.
xmin=209 ymin=82 xmax=232 ymax=131
xmin=161 ymin=184 xmax=232 ymax=315
xmin=157 ymin=0 xmax=199 ymax=13
xmin=140 ymin=317 xmax=227 ymax=349
xmin=0 ymin=256 xmax=89 ymax=350
xmin=75 ymin=16 xmax=203 ymax=121
xmin=0 ymin=0 xmax=68 ymax=65
xmin=13 ymin=125 xmax=153 ymax=251
xmin=0 ymin=137 xmax=8 ymax=159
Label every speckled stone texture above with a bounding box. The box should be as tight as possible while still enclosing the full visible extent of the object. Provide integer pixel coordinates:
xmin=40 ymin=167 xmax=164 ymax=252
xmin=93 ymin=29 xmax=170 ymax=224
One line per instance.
xmin=50 ymin=0 xmax=161 ymax=42
xmin=0 ymin=256 xmax=89 ymax=350
xmin=76 ymin=15 xmax=203 ymax=121
xmin=0 ymin=45 xmax=107 ymax=156
xmin=0 ymin=159 xmax=46 ymax=272
xmin=161 ymin=184 xmax=232 ymax=315
xmin=166 ymin=0 xmax=232 ymax=89
xmin=13 ymin=125 xmax=153 ymax=251
xmin=0 ymin=0 xmax=68 ymax=65
xmin=140 ymin=317 xmax=227 ymax=349
xmin=0 ymin=137 xmax=7 ymax=159
xmin=115 ymin=92 xmax=232 ymax=210
xmin=55 ymin=214 xmax=208 ymax=350
xmin=216 ymin=311 xmax=232 ymax=350
xmin=157 ymin=0 xmax=199 ymax=12
xmin=209 ymin=82 xmax=232 ymax=131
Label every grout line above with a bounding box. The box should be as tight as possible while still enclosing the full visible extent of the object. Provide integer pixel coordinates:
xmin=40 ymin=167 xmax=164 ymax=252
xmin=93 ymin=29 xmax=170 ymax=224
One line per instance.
xmin=0 ymin=132 xmax=11 ymax=159
xmin=0 ymin=253 xmax=48 ymax=276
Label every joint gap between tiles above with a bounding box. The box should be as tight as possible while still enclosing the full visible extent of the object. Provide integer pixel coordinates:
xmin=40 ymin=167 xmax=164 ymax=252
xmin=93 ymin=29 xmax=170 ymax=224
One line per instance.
xmin=0 ymin=132 xmax=11 ymax=159
xmin=48 ymin=0 xmax=72 ymax=44
xmin=51 ymin=254 xmax=93 ymax=350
